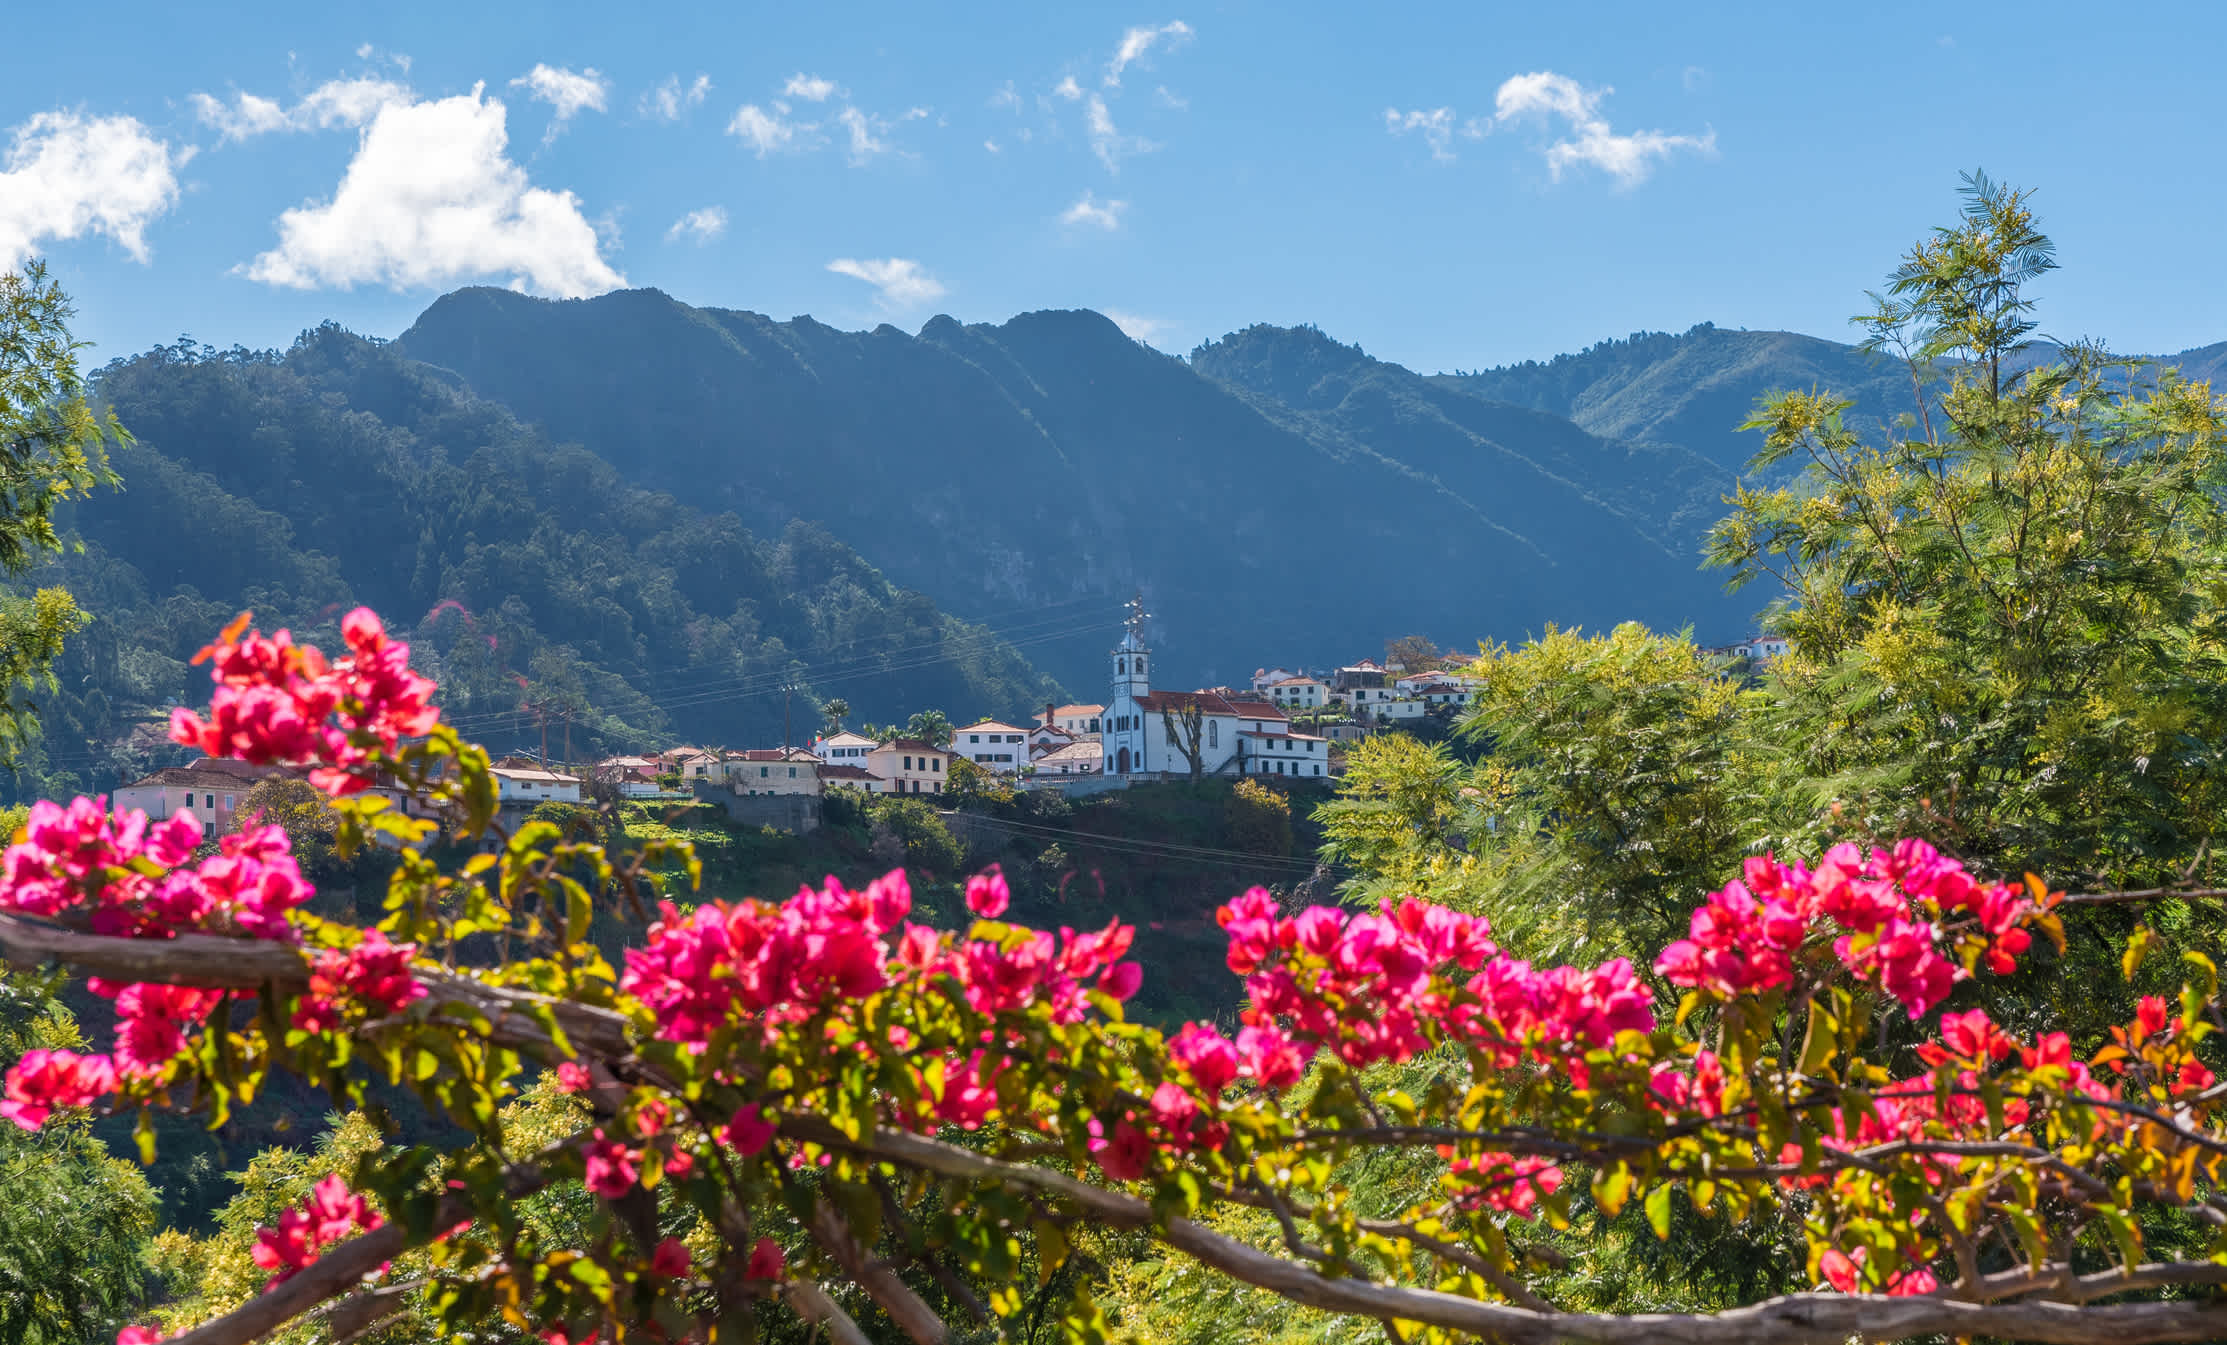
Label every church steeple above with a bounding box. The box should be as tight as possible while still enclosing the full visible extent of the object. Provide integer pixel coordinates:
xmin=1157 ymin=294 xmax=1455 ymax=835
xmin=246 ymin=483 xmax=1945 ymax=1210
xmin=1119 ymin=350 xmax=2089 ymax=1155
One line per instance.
xmin=1112 ymin=591 xmax=1150 ymax=699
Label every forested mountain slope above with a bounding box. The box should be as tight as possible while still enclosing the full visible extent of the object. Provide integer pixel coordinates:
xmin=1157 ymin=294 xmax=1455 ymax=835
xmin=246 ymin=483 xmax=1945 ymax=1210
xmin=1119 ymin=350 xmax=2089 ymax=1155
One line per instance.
xmin=6 ymin=328 xmax=1060 ymax=801
xmin=394 ymin=289 xmax=1759 ymax=689
xmin=1435 ymin=322 xmax=1918 ymax=475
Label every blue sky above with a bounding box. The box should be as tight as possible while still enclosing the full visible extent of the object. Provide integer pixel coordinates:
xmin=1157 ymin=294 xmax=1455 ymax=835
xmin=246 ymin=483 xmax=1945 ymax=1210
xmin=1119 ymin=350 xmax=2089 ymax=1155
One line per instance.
xmin=7 ymin=0 xmax=2226 ymax=373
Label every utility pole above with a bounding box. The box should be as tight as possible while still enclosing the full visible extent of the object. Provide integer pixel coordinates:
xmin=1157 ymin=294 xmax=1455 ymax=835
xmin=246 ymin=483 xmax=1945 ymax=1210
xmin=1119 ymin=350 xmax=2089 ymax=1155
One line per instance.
xmin=782 ymin=683 xmax=797 ymax=753
xmin=562 ymin=707 xmax=573 ymax=773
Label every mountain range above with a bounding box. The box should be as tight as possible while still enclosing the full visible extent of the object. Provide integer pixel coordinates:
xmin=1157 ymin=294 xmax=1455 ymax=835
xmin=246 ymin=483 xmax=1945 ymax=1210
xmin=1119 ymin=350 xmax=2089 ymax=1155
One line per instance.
xmin=19 ymin=290 xmax=2218 ymax=795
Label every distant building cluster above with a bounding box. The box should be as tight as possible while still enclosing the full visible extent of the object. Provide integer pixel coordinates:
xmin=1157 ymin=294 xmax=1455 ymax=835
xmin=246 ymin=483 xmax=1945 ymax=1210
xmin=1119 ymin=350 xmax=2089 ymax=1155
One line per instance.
xmin=106 ymin=598 xmax=1498 ymax=838
xmin=1699 ymin=633 xmax=1791 ymax=666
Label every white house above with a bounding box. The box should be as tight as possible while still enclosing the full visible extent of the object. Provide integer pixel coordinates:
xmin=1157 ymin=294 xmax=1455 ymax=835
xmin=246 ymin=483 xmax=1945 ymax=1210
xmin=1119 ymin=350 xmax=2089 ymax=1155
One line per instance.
xmin=1038 ymin=703 xmax=1105 ymax=737
xmin=1264 ymin=675 xmax=1327 ymax=710
xmin=1251 ymin=667 xmax=1303 ymax=694
xmin=1029 ymin=722 xmax=1078 ymax=758
xmin=954 ymin=721 xmax=1031 ymax=772
xmin=1367 ymin=696 xmax=1429 ymax=724
xmin=813 ymin=732 xmax=879 ymax=767
xmin=1238 ymin=728 xmax=1330 ymax=779
xmin=1035 ymin=740 xmax=1102 ymax=776
xmin=866 ymin=740 xmax=950 ymax=794
xmin=492 ymin=766 xmax=583 ymax=808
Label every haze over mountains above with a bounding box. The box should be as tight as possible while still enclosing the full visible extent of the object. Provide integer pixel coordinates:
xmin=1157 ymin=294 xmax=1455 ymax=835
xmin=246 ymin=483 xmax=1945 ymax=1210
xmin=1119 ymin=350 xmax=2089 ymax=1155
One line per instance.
xmin=22 ymin=285 xmax=2221 ymax=794
xmin=392 ymin=288 xmax=1782 ymax=691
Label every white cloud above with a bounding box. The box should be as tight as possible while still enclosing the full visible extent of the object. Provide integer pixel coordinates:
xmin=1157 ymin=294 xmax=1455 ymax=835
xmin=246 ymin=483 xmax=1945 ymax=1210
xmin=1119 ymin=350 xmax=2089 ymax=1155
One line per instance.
xmin=826 ymin=256 xmax=944 ymax=308
xmin=1052 ymin=75 xmax=1084 ymax=101
xmin=1102 ymin=309 xmax=1167 ymax=345
xmin=1490 ymin=71 xmax=1713 ymax=185
xmin=836 ymin=106 xmax=892 ymax=161
xmin=1106 ymin=20 xmax=1192 ymax=87
xmin=642 ymin=74 xmax=711 ymax=121
xmin=242 ymin=85 xmax=624 ymax=298
xmin=1085 ymin=94 xmax=1156 ymax=172
xmin=984 ymin=139 xmax=1002 ymax=153
xmin=511 ymin=64 xmax=610 ymax=139
xmin=191 ymin=76 xmax=412 ymax=141
xmin=0 ymin=110 xmax=184 ymax=268
xmin=783 ymin=72 xmax=841 ymax=102
xmin=727 ymin=102 xmax=810 ymax=155
xmin=666 ymin=205 xmax=727 ymax=244
xmin=990 ymin=81 xmax=1021 ymax=111
xmin=1060 ymin=190 xmax=1126 ymax=230
xmin=1154 ymin=84 xmax=1188 ymax=110
xmin=1384 ymin=106 xmax=1459 ymax=161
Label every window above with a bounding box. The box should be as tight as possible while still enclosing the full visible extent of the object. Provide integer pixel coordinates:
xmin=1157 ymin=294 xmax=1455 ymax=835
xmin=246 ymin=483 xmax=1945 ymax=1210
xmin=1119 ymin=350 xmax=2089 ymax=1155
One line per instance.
xmin=225 ymin=795 xmax=234 ymax=809
xmin=787 ymin=767 xmax=797 ymax=778
xmin=1207 ymin=720 xmax=1218 ymax=748
xmin=969 ymin=734 xmax=981 ymax=744
xmin=932 ymin=759 xmax=941 ymax=771
xmin=760 ymin=766 xmax=770 ymax=777
xmin=904 ymin=755 xmax=914 ymax=770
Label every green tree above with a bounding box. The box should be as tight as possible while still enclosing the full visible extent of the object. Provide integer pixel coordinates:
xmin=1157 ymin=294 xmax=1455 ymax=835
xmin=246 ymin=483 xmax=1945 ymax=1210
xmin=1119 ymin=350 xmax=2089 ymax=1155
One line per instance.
xmin=820 ymin=697 xmax=850 ymax=737
xmin=902 ymin=709 xmax=952 ymax=749
xmin=1384 ymin=634 xmax=1439 ymax=672
xmin=1709 ymin=172 xmax=2227 ymax=891
xmin=1460 ymin=623 xmax=1777 ymax=956
xmin=1224 ymin=777 xmax=1292 ymax=856
xmin=0 ymin=263 xmax=123 ymax=763
xmin=0 ymin=978 xmax=160 ymax=1344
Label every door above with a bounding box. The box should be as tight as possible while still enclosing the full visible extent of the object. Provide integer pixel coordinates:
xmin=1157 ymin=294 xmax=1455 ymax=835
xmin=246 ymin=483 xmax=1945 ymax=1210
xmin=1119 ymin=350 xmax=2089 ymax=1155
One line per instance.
xmin=1116 ymin=746 xmax=1130 ymax=774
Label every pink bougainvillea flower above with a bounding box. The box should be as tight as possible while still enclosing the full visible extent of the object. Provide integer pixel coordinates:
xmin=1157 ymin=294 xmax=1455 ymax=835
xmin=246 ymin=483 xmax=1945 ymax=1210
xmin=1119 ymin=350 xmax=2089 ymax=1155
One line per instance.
xmin=965 ymin=865 xmax=1010 ymax=919
xmin=251 ymin=1175 xmax=383 ymax=1288
xmin=554 ymin=1061 xmax=592 ymax=1094
xmin=0 ymin=1049 xmax=117 ymax=1130
xmin=744 ymin=1236 xmax=785 ymax=1281
xmin=651 ymin=1237 xmax=692 ymax=1278
xmin=721 ymin=1105 xmax=776 ymax=1155
xmin=583 ymin=1131 xmax=640 ymax=1198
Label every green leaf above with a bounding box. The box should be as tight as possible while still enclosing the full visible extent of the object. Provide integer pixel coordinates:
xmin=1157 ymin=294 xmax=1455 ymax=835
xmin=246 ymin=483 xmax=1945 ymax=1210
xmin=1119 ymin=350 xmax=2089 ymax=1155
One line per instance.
xmin=1643 ymin=1183 xmax=1673 ymax=1240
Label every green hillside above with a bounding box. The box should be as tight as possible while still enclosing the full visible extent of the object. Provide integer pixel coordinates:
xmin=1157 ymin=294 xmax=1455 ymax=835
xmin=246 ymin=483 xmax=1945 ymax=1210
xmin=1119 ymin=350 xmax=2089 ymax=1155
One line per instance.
xmin=4 ymin=328 xmax=1062 ymax=801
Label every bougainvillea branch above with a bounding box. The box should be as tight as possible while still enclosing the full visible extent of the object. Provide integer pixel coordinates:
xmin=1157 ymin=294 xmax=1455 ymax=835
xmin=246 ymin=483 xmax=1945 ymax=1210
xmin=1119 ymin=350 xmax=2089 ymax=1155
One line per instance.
xmin=8 ymin=609 xmax=2227 ymax=1345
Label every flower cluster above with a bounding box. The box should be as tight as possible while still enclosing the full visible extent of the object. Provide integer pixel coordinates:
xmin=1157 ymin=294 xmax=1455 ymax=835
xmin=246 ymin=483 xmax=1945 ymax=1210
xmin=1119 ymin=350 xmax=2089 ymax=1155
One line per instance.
xmin=0 ymin=803 xmax=311 ymax=943
xmin=293 ymin=930 xmax=426 ymax=1034
xmin=169 ymin=608 xmax=439 ymax=795
xmin=1219 ymin=888 xmax=1651 ymax=1076
xmin=251 ymin=1174 xmax=385 ymax=1288
xmin=622 ymin=871 xmax=918 ymax=1043
xmin=1656 ymin=842 xmax=2045 ymax=1018
xmin=92 ymin=978 xmax=223 ymax=1078
xmin=1443 ymin=1151 xmax=1563 ymax=1219
xmin=0 ymin=1048 xmax=115 ymax=1129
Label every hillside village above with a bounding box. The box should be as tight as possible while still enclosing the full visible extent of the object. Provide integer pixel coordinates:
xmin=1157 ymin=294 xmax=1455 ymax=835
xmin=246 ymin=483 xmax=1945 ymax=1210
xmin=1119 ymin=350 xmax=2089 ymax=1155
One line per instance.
xmin=107 ymin=595 xmax=1793 ymax=842
xmin=108 ymin=599 xmax=1551 ymax=839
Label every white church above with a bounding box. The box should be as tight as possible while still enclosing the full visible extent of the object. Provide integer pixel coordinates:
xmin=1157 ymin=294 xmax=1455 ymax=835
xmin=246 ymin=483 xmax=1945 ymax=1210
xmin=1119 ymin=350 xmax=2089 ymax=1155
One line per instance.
xmin=1100 ymin=596 xmax=1331 ymax=780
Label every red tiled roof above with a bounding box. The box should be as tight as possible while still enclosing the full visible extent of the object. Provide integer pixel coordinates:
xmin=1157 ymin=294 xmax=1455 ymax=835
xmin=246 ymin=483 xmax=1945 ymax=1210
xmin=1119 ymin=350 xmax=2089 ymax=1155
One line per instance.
xmin=1133 ymin=690 xmax=1239 ymax=716
xmin=1240 ymin=731 xmax=1326 ymax=742
xmin=1050 ymin=703 xmax=1104 ymax=715
xmin=119 ymin=766 xmax=268 ymax=792
xmin=735 ymin=748 xmax=819 ymax=762
xmin=879 ymin=739 xmax=949 ymax=754
xmin=819 ymin=764 xmax=883 ymax=782
xmin=1225 ymin=699 xmax=1290 ymax=721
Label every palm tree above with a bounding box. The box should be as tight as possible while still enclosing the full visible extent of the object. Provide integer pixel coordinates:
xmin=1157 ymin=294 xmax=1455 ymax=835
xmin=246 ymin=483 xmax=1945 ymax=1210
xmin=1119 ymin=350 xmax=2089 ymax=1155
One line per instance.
xmin=904 ymin=709 xmax=952 ymax=748
xmin=822 ymin=697 xmax=851 ymax=737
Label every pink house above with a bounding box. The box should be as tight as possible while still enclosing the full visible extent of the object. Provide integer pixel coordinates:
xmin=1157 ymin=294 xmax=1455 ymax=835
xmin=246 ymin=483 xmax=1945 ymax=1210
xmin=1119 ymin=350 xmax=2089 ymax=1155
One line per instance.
xmin=112 ymin=758 xmax=275 ymax=839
